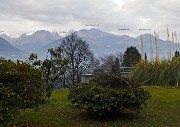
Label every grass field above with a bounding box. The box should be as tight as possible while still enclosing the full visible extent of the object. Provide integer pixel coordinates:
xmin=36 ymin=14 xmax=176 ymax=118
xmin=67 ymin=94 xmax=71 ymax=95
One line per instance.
xmin=11 ymin=87 xmax=180 ymax=127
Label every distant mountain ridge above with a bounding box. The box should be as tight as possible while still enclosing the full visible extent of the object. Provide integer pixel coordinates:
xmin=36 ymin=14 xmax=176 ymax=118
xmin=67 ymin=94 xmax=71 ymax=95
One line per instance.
xmin=0 ymin=28 xmax=176 ymax=60
xmin=0 ymin=37 xmax=20 ymax=52
xmin=0 ymin=30 xmax=62 ymax=53
xmin=0 ymin=37 xmax=28 ymax=60
xmin=0 ymin=33 xmax=15 ymax=43
xmin=44 ymin=29 xmax=173 ymax=58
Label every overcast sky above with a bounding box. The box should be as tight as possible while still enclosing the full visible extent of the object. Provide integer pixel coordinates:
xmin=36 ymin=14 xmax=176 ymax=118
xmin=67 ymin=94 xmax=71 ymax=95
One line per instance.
xmin=0 ymin=0 xmax=180 ymax=39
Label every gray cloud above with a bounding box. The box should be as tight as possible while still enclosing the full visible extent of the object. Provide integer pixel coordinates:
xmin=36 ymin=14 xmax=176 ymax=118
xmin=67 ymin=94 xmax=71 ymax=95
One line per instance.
xmin=0 ymin=0 xmax=180 ymax=39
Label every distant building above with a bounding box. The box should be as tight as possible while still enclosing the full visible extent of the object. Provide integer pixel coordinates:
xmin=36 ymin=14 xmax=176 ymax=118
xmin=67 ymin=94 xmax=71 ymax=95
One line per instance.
xmin=81 ymin=74 xmax=94 ymax=83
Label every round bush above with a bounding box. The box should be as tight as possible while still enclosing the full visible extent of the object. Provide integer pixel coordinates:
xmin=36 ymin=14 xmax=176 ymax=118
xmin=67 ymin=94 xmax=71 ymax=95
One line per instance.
xmin=0 ymin=58 xmax=47 ymax=125
xmin=68 ymin=74 xmax=151 ymax=118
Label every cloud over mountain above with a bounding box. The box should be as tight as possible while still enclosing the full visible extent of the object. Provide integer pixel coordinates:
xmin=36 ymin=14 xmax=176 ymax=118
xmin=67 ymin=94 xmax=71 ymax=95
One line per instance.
xmin=0 ymin=0 xmax=179 ymax=39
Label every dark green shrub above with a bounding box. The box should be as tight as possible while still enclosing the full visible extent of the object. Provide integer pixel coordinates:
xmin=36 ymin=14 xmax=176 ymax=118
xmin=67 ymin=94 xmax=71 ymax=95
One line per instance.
xmin=68 ymin=74 xmax=151 ymax=118
xmin=0 ymin=58 xmax=47 ymax=126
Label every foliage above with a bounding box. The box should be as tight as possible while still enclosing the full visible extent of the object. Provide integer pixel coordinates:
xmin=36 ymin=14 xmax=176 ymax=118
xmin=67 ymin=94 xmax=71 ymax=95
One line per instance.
xmin=60 ymin=31 xmax=95 ymax=86
xmin=122 ymin=46 xmax=141 ymax=67
xmin=0 ymin=58 xmax=47 ymax=126
xmin=112 ymin=57 xmax=120 ymax=74
xmin=42 ymin=48 xmax=69 ymax=97
xmin=28 ymin=49 xmax=69 ymax=99
xmin=10 ymin=88 xmax=180 ymax=127
xmin=130 ymin=57 xmax=180 ymax=86
xmin=94 ymin=53 xmax=122 ymax=75
xmin=173 ymin=50 xmax=180 ymax=59
xmin=68 ymin=75 xmax=151 ymax=118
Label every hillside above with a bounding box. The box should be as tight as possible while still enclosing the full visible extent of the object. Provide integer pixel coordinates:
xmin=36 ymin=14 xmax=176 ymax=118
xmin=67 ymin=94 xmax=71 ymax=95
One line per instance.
xmin=0 ymin=37 xmax=20 ymax=52
xmin=0 ymin=37 xmax=28 ymax=60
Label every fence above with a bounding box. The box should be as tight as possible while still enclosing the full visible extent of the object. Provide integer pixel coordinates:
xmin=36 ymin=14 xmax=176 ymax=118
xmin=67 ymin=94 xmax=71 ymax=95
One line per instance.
xmin=81 ymin=67 xmax=134 ymax=83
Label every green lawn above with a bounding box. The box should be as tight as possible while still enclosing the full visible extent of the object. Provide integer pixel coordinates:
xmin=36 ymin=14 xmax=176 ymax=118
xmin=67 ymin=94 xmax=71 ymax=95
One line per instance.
xmin=11 ymin=87 xmax=180 ymax=127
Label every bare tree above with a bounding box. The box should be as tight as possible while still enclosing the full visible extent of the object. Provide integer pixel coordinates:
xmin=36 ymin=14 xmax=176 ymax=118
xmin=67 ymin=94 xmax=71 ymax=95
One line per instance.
xmin=60 ymin=31 xmax=95 ymax=86
xmin=94 ymin=52 xmax=123 ymax=75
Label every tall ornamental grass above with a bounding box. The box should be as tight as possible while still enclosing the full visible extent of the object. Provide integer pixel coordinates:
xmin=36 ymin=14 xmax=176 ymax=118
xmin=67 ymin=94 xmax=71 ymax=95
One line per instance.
xmin=129 ymin=57 xmax=180 ymax=86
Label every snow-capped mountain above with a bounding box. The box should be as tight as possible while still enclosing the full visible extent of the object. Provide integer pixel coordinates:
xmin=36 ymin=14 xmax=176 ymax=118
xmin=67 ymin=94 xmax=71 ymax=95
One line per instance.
xmin=0 ymin=28 xmax=176 ymax=60
xmin=75 ymin=28 xmax=135 ymax=56
xmin=15 ymin=30 xmax=61 ymax=45
xmin=43 ymin=29 xmax=173 ymax=59
xmin=0 ymin=33 xmax=15 ymax=43
xmin=76 ymin=28 xmax=134 ymax=44
xmin=1 ymin=30 xmax=62 ymax=53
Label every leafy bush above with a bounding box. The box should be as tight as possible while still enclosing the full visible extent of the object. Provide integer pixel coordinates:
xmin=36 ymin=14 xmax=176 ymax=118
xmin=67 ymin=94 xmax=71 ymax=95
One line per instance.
xmin=68 ymin=74 xmax=151 ymax=118
xmin=0 ymin=58 xmax=47 ymax=126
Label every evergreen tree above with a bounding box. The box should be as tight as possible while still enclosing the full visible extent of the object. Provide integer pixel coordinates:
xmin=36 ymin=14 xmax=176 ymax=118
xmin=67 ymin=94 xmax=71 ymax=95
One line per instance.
xmin=174 ymin=50 xmax=180 ymax=58
xmin=122 ymin=46 xmax=141 ymax=67
xmin=145 ymin=52 xmax=147 ymax=63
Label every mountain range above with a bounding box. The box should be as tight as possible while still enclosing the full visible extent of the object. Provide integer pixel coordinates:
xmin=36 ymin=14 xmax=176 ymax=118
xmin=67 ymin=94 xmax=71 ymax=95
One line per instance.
xmin=0 ymin=37 xmax=28 ymax=60
xmin=0 ymin=28 xmax=176 ymax=60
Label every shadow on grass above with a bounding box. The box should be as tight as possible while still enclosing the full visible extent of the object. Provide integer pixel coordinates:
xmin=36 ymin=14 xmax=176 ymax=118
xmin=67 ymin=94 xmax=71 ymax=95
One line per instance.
xmin=11 ymin=105 xmax=141 ymax=127
xmin=69 ymin=105 xmax=139 ymax=123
